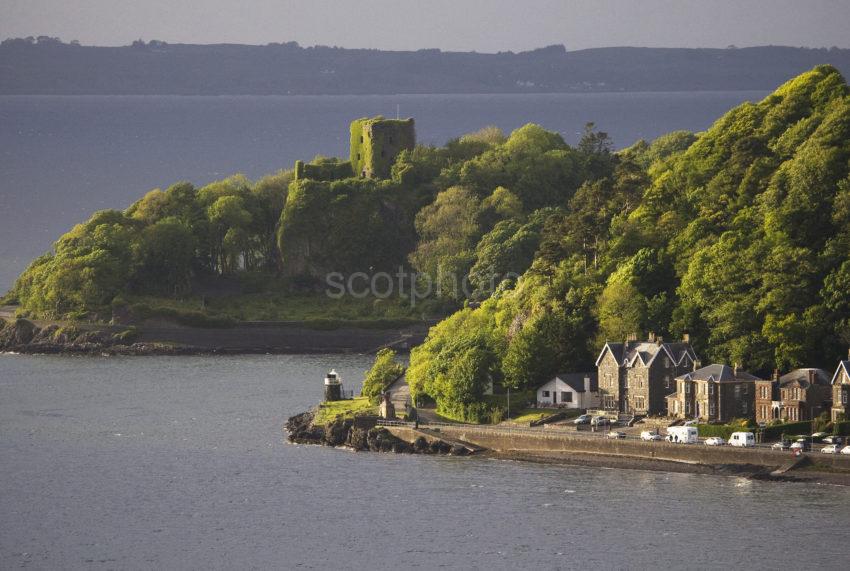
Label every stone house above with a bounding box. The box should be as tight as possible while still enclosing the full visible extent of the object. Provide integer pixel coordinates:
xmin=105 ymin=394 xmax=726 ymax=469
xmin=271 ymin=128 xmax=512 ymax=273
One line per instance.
xmin=831 ymin=352 xmax=850 ymax=422
xmin=535 ymin=373 xmax=599 ymax=409
xmin=754 ymin=368 xmax=832 ymax=425
xmin=667 ymin=364 xmax=760 ymax=423
xmin=595 ymin=333 xmax=698 ymax=416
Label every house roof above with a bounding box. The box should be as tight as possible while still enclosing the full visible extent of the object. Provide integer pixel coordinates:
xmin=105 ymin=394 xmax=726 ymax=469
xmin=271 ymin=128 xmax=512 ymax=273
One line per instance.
xmin=595 ymin=339 xmax=697 ymax=368
xmin=832 ymin=361 xmax=850 ymax=385
xmin=538 ymin=372 xmax=598 ymax=393
xmin=779 ymin=368 xmax=831 ymax=388
xmin=675 ymin=363 xmax=762 ymax=383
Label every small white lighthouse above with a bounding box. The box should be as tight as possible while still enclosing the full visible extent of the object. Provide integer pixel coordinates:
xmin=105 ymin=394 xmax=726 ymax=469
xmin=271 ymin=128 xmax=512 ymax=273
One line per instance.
xmin=324 ymin=369 xmax=343 ymax=402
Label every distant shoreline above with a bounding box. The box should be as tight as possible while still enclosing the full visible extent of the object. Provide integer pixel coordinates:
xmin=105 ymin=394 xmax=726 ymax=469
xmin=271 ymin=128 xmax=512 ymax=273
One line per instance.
xmin=0 ymin=89 xmax=772 ymax=97
xmin=0 ymin=311 xmax=429 ymax=356
xmin=3 ymin=43 xmax=848 ymax=96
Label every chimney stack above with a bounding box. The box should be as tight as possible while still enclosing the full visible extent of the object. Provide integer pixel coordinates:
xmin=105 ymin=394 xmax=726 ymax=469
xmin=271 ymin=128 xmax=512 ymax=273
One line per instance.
xmin=682 ymin=332 xmax=690 ymax=344
xmin=773 ymin=369 xmax=780 ymax=382
xmin=733 ymin=362 xmax=739 ymax=376
xmin=808 ymin=369 xmax=815 ymax=384
xmin=693 ymin=359 xmax=701 ymax=372
xmin=656 ymin=335 xmax=663 ymax=346
xmin=648 ymin=332 xmax=655 ymax=343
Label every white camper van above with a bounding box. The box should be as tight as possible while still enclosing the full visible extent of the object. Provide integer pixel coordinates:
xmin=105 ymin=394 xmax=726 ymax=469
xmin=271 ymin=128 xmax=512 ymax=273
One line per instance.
xmin=666 ymin=425 xmax=698 ymax=444
xmin=729 ymin=432 xmax=755 ymax=447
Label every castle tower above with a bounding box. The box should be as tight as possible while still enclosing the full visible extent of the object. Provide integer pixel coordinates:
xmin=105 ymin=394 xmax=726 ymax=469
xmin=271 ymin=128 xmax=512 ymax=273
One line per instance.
xmin=350 ymin=117 xmax=416 ymax=179
xmin=324 ymin=369 xmax=343 ymax=402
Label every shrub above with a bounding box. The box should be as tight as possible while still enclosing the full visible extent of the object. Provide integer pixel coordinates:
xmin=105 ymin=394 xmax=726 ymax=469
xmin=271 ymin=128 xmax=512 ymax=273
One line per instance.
xmin=696 ymin=418 xmax=755 ymax=440
xmin=833 ymin=421 xmax=850 ymax=436
xmin=436 ymin=401 xmax=505 ymax=424
xmin=760 ymin=421 xmax=815 ymax=441
xmin=113 ymin=326 xmax=140 ymax=344
xmin=130 ymin=302 xmax=236 ymax=328
xmin=361 ymin=348 xmax=405 ymax=403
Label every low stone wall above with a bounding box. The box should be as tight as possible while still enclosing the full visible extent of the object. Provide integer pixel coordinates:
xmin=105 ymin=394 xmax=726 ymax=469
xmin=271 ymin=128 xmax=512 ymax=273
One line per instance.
xmin=434 ymin=425 xmax=850 ymax=470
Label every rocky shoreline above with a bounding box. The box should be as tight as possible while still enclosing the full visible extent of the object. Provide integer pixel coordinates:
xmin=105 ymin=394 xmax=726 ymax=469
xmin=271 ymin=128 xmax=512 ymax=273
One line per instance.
xmin=0 ymin=317 xmax=212 ymax=356
xmin=0 ymin=315 xmax=428 ymax=356
xmin=285 ymin=411 xmax=469 ymax=456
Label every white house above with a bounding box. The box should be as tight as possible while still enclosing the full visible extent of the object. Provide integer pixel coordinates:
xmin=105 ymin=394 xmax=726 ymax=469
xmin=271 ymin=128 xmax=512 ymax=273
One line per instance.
xmin=536 ymin=372 xmax=599 ymax=409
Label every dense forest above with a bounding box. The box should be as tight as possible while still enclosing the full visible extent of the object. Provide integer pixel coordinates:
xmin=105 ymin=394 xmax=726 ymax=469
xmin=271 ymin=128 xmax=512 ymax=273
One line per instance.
xmin=3 ymin=37 xmax=850 ymax=94
xmin=7 ymin=66 xmax=850 ymax=421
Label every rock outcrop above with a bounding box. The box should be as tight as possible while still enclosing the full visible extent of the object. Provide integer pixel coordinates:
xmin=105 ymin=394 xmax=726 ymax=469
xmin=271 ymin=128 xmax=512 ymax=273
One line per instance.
xmin=285 ymin=411 xmax=468 ymax=456
xmin=0 ymin=318 xmax=201 ymax=355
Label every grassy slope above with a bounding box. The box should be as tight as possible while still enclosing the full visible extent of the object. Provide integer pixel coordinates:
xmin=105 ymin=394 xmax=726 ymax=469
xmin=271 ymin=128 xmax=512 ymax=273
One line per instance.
xmin=125 ymin=292 xmax=438 ymax=325
xmin=313 ymin=397 xmax=377 ymax=426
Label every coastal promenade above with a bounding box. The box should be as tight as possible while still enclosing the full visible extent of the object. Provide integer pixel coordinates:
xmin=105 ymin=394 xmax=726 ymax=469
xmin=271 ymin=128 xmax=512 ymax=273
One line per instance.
xmin=380 ymin=419 xmax=850 ymax=474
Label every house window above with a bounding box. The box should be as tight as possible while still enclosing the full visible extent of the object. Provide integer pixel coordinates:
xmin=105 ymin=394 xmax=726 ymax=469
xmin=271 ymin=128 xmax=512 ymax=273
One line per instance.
xmin=742 ymin=384 xmax=749 ymax=394
xmin=742 ymin=401 xmax=748 ymax=414
xmin=665 ymin=375 xmax=671 ymax=389
xmin=542 ymin=391 xmax=550 ymax=398
xmin=562 ymin=392 xmax=572 ymax=403
xmin=734 ymin=385 xmax=741 ymax=400
xmin=664 ymin=357 xmax=671 ymax=368
xmin=843 ymin=392 xmax=847 ymax=405
xmin=709 ymin=402 xmax=716 ymax=416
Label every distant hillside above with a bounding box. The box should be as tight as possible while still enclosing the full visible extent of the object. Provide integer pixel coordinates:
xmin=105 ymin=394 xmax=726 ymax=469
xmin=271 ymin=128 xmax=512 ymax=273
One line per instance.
xmin=2 ymin=38 xmax=850 ymax=95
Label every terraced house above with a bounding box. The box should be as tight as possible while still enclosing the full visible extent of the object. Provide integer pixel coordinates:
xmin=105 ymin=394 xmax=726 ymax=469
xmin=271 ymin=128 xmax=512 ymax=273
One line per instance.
xmin=596 ymin=333 xmax=698 ymax=416
xmin=667 ymin=364 xmax=761 ymax=423
xmin=832 ymin=352 xmax=850 ymax=422
xmin=754 ymin=368 xmax=832 ymax=424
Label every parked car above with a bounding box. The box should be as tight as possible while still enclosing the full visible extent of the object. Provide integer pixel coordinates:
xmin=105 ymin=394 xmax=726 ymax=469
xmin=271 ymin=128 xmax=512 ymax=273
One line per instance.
xmin=591 ymin=416 xmax=611 ymax=427
xmin=823 ymin=435 xmax=845 ymax=445
xmin=607 ymin=431 xmax=626 ymax=439
xmin=811 ymin=432 xmax=829 ymax=442
xmin=772 ymin=440 xmax=791 ymax=451
xmin=790 ymin=439 xmax=811 ymax=452
xmin=821 ymin=444 xmax=841 ymax=454
xmin=573 ymin=414 xmax=592 ymax=425
xmin=729 ymin=432 xmax=755 ymax=447
xmin=841 ymin=446 xmax=850 ymax=455
xmin=704 ymin=437 xmax=726 ymax=446
xmin=641 ymin=431 xmax=662 ymax=441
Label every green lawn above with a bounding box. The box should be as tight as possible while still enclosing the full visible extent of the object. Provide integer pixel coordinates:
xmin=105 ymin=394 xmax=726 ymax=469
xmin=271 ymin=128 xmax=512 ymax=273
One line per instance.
xmin=312 ymin=397 xmax=377 ymax=426
xmin=508 ymin=408 xmax=557 ymax=424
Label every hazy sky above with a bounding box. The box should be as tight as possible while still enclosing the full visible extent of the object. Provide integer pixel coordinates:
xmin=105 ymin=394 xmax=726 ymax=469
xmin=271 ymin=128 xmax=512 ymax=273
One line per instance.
xmin=2 ymin=0 xmax=849 ymax=51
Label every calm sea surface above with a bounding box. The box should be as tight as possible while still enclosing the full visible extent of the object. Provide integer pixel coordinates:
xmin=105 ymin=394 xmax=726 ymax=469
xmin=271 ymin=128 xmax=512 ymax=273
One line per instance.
xmin=0 ymin=91 xmax=769 ymax=292
xmin=1 ymin=353 xmax=849 ymax=570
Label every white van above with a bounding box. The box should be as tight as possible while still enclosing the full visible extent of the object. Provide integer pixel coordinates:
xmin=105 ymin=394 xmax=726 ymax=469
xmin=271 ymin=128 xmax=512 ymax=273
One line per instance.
xmin=666 ymin=426 xmax=698 ymax=444
xmin=729 ymin=432 xmax=755 ymax=447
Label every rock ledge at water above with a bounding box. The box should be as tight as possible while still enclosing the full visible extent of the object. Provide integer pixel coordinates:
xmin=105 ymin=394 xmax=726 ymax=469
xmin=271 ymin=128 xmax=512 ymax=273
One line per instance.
xmin=285 ymin=411 xmax=459 ymax=455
